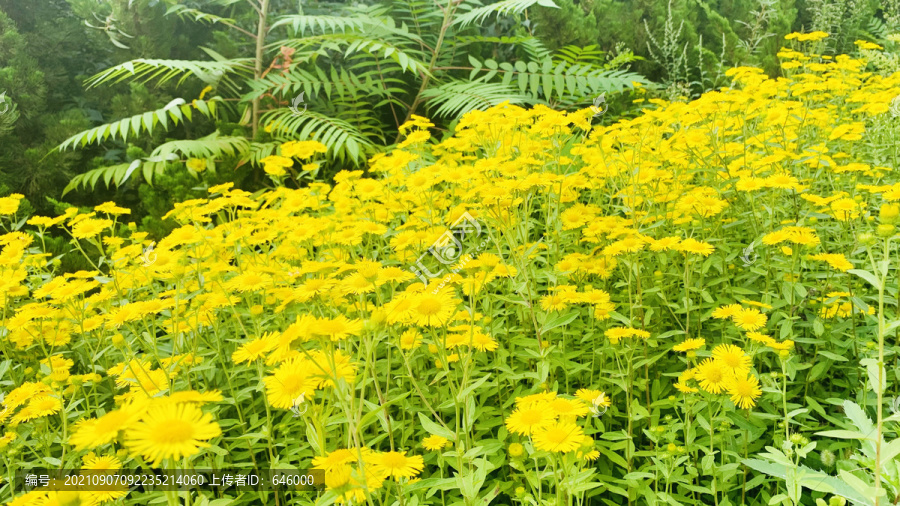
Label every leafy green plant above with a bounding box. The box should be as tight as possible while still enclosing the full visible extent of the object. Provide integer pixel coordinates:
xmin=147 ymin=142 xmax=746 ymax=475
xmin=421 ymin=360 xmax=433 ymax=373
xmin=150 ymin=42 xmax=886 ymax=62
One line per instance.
xmin=57 ymin=0 xmax=647 ymax=194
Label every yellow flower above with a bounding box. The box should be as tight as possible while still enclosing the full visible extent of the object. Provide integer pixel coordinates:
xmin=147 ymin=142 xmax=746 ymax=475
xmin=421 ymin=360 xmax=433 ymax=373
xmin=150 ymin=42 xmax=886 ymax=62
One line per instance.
xmin=311 ymin=315 xmax=364 ymax=341
xmin=94 ymin=202 xmax=131 ymax=215
xmin=732 ymin=308 xmax=767 ymax=331
xmin=125 ymin=403 xmax=221 ymax=466
xmin=726 ymin=374 xmax=762 ymax=409
xmin=711 ymin=344 xmax=752 ymax=375
xmin=232 ymin=334 xmax=278 ymax=364
xmin=809 ymin=253 xmax=853 ymax=272
xmin=505 ymin=407 xmax=554 ymax=436
xmin=72 ymin=218 xmax=113 ymax=239
xmin=673 ymin=338 xmax=705 ymax=352
xmin=400 ymin=329 xmax=422 ymax=350
xmin=370 ymin=451 xmax=424 ymax=480
xmin=532 ymin=421 xmax=585 ymax=453
xmin=695 ymin=359 xmax=730 ymax=394
xmin=676 ymin=238 xmax=715 ymax=256
xmin=712 ymin=304 xmax=743 ymax=319
xmin=186 ymin=158 xmax=208 ymax=173
xmin=261 ymin=155 xmax=293 ymax=177
xmin=422 ymin=435 xmax=450 ymax=451
xmin=263 ymin=359 xmax=320 ymax=409
xmin=281 ymin=140 xmax=327 ymax=159
xmin=0 ymin=194 xmax=23 ymax=215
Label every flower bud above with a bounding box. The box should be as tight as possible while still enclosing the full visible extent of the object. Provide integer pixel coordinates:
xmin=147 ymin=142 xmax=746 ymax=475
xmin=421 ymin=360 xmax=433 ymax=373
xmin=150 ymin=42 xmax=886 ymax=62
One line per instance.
xmin=858 ymin=232 xmax=876 ymax=245
xmin=580 ymin=436 xmax=594 ymax=451
xmin=820 ymin=449 xmax=836 ymax=467
xmin=877 ymin=224 xmax=896 ymax=238
xmin=509 ymin=443 xmax=525 ymax=458
xmin=111 ymin=333 xmax=125 ymax=348
xmin=881 ymin=203 xmax=900 ymax=224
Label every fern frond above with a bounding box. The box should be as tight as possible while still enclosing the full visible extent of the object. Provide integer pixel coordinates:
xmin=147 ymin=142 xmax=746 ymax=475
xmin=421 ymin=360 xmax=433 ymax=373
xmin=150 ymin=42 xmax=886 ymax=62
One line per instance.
xmin=165 ymin=5 xmax=237 ymax=26
xmin=87 ymin=58 xmax=253 ymax=89
xmin=63 ymin=161 xmax=142 ymax=196
xmin=244 ymin=142 xmax=282 ymax=166
xmin=420 ymin=80 xmax=532 ymax=117
xmin=58 ymin=98 xmax=221 ymax=150
xmin=453 ymin=36 xmax=551 ymax=60
xmin=469 ymin=56 xmax=647 ymax=102
xmin=261 ymin=109 xmax=380 ymax=165
xmin=452 ymin=0 xmax=560 ymax=28
xmin=269 ymin=14 xmax=371 ymax=35
xmin=554 ymin=45 xmax=605 ymax=66
xmin=279 ymin=33 xmax=430 ymax=75
xmin=244 ymin=64 xmax=405 ymax=102
xmin=149 ymin=134 xmax=250 ymax=161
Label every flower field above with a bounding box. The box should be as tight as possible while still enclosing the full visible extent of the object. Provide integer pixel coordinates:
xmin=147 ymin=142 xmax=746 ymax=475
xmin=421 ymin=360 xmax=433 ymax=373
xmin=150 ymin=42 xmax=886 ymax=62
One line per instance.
xmin=5 ymin=35 xmax=900 ymax=506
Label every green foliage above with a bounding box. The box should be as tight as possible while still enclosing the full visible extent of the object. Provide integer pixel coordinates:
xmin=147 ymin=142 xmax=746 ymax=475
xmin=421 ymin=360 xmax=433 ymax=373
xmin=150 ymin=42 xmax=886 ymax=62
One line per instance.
xmin=58 ymin=97 xmax=222 ymax=151
xmin=136 ymin=159 xmax=253 ymax=238
xmin=530 ymin=0 xmax=806 ymax=90
xmin=56 ymin=0 xmax=647 ymax=194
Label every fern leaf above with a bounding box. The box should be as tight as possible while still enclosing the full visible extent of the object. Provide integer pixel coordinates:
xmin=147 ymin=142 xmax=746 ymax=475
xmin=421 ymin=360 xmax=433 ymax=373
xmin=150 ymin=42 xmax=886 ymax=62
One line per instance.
xmin=150 ymin=134 xmax=250 ymax=161
xmin=261 ymin=109 xmax=380 ymax=165
xmin=471 ymin=56 xmax=648 ymax=103
xmin=87 ymin=59 xmax=253 ymax=89
xmin=58 ymin=98 xmax=221 ymax=151
xmin=165 ymin=5 xmax=238 ymax=26
xmin=452 ymin=0 xmax=560 ymax=28
xmin=63 ymin=162 xmax=135 ymax=196
xmin=269 ymin=14 xmax=371 ymax=35
xmin=421 ymin=80 xmax=532 ymax=117
xmin=280 ymin=33 xmax=430 ymax=76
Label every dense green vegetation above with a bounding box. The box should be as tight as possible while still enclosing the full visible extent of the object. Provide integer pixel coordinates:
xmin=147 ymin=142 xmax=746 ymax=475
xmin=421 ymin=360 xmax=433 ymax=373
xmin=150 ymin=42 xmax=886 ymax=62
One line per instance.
xmin=5 ymin=1 xmax=900 ymax=506
xmin=0 ymin=0 xmax=897 ymax=227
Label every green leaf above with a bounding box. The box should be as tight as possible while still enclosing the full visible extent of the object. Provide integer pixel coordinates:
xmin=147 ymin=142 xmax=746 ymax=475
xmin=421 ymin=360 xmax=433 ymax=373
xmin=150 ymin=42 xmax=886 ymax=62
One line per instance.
xmin=861 ymin=358 xmax=886 ymax=395
xmin=815 ymin=429 xmax=872 ymax=440
xmin=540 ymin=311 xmax=579 ymax=333
xmin=59 ymin=99 xmax=221 ymax=151
xmin=457 ymin=374 xmax=492 ymax=402
xmin=417 ymin=412 xmax=455 ymax=441
xmin=742 ymin=459 xmax=874 ymax=506
xmin=453 ymin=0 xmax=560 ymax=28
xmin=849 ymin=269 xmax=881 ymax=290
